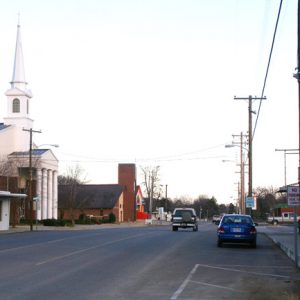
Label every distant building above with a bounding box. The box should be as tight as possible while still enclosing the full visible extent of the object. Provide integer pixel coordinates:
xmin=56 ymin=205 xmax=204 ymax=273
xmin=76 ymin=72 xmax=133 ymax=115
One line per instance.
xmin=58 ymin=164 xmax=143 ymax=223
xmin=118 ymin=164 xmax=136 ymax=222
xmin=58 ymin=184 xmax=124 ymax=222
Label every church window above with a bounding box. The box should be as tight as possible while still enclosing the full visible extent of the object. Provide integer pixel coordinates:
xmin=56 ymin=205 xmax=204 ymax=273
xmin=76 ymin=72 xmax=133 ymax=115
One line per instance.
xmin=12 ymin=98 xmax=20 ymax=113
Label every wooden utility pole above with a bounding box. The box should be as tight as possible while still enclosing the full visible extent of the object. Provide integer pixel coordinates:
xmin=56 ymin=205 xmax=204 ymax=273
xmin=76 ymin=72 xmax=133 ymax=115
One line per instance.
xmin=234 ymin=96 xmax=266 ymax=212
xmin=23 ymin=128 xmax=41 ymax=231
xmin=232 ymin=132 xmax=247 ymax=214
xmin=292 ymin=0 xmax=300 ymax=268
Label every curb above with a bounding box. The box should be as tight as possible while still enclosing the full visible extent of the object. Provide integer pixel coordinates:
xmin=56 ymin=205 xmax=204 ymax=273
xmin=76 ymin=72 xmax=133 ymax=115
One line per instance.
xmin=265 ymin=233 xmax=300 ymax=268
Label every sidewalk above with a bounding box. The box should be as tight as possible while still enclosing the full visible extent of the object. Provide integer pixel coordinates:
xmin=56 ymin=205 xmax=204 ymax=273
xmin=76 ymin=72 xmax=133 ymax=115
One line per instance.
xmin=0 ymin=221 xmax=147 ymax=234
xmin=258 ymin=224 xmax=300 ymax=268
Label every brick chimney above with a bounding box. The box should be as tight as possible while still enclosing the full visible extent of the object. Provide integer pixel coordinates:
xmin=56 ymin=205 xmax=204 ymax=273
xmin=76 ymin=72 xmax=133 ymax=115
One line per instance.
xmin=118 ymin=164 xmax=136 ymax=222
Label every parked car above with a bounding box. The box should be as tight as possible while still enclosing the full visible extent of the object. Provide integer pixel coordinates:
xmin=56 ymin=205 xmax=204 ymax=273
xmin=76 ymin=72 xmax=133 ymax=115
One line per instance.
xmin=217 ymin=214 xmax=257 ymax=248
xmin=172 ymin=208 xmax=198 ymax=231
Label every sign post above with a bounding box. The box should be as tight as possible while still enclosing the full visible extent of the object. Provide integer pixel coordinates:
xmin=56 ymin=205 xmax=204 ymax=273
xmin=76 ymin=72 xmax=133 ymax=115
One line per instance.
xmin=287 ymin=186 xmax=300 ymax=268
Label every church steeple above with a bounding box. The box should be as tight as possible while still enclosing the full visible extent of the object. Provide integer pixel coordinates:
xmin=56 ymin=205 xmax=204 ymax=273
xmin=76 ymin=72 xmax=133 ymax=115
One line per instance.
xmin=11 ymin=21 xmax=27 ymax=90
xmin=4 ymin=22 xmax=33 ymax=129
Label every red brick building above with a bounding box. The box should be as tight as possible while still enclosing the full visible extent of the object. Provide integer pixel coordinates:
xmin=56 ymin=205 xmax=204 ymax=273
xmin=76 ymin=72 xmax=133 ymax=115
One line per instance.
xmin=58 ymin=164 xmax=138 ymax=223
xmin=58 ymin=184 xmax=124 ymax=222
xmin=118 ymin=164 xmax=136 ymax=222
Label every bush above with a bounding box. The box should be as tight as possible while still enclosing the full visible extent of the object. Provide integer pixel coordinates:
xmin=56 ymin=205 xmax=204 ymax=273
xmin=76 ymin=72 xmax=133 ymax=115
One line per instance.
xmin=42 ymin=219 xmax=68 ymax=227
xmin=109 ymin=213 xmax=116 ymax=223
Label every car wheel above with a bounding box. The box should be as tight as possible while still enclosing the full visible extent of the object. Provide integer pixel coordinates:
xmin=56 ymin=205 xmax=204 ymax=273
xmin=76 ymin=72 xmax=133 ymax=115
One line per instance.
xmin=217 ymin=239 xmax=222 ymax=247
xmin=193 ymin=225 xmax=198 ymax=231
xmin=172 ymin=226 xmax=178 ymax=231
xmin=251 ymin=240 xmax=256 ymax=248
xmin=272 ymin=220 xmax=278 ymax=225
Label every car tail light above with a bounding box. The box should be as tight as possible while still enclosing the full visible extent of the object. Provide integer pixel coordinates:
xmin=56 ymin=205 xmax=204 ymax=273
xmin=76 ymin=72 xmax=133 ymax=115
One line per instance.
xmin=250 ymin=226 xmax=256 ymax=234
xmin=218 ymin=226 xmax=225 ymax=234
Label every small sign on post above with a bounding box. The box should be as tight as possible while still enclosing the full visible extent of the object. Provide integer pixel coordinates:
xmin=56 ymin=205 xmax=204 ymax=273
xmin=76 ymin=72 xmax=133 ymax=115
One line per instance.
xmin=287 ymin=186 xmax=300 ymax=206
xmin=245 ymin=197 xmax=256 ymax=210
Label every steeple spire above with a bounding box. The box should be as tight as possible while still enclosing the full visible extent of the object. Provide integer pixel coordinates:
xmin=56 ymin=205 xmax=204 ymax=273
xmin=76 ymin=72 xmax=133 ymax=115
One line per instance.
xmin=11 ymin=21 xmax=27 ymax=90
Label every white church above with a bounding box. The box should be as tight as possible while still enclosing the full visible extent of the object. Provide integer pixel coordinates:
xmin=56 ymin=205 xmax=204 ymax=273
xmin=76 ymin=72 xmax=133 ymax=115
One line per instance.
xmin=0 ymin=23 xmax=58 ymax=222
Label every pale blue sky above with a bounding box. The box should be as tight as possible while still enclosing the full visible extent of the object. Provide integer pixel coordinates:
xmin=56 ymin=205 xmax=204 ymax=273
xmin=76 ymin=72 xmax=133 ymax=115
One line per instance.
xmin=0 ymin=0 xmax=298 ymax=204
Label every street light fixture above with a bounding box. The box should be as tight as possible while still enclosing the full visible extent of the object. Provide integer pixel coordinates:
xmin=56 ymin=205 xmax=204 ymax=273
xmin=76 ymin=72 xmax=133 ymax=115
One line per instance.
xmin=34 ymin=144 xmax=59 ymax=149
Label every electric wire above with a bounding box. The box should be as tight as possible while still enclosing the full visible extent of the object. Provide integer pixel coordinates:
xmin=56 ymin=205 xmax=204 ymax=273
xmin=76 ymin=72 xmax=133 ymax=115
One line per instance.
xmin=252 ymin=0 xmax=283 ymax=140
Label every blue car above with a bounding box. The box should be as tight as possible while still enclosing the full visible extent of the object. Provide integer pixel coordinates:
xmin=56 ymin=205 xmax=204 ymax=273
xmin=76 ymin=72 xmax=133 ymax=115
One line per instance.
xmin=217 ymin=214 xmax=257 ymax=248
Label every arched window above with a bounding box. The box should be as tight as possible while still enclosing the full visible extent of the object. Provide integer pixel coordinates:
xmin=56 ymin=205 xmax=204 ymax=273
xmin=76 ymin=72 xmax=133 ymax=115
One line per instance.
xmin=12 ymin=98 xmax=20 ymax=113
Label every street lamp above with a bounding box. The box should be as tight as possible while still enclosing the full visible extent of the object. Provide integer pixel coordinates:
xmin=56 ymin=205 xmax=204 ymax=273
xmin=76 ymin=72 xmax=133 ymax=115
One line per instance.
xmin=34 ymin=144 xmax=59 ymax=149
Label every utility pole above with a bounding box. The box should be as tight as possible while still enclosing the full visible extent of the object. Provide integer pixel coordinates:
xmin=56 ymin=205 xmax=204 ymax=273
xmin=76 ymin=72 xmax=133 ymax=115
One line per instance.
xmin=234 ymin=95 xmax=266 ymax=213
xmin=231 ymin=132 xmax=247 ymax=214
xmin=165 ymin=184 xmax=168 ymax=212
xmin=23 ymin=128 xmax=41 ymax=231
xmin=240 ymin=133 xmax=245 ymax=214
xmin=292 ymin=0 xmax=300 ymax=268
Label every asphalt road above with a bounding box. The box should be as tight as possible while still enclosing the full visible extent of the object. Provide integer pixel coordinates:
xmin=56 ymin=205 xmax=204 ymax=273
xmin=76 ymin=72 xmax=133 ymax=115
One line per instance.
xmin=0 ymin=223 xmax=299 ymax=300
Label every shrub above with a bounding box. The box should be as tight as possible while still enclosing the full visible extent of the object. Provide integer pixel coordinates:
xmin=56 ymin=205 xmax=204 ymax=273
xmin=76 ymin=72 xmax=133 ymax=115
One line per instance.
xmin=109 ymin=213 xmax=116 ymax=223
xmin=42 ymin=219 xmax=67 ymax=226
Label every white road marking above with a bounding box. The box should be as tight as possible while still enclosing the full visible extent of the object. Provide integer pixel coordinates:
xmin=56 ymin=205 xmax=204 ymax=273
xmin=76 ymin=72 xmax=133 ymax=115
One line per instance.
xmin=36 ymin=233 xmax=148 ymax=266
xmin=170 ymin=264 xmax=199 ymax=300
xmin=197 ymin=263 xmax=290 ymax=279
xmin=189 ymin=280 xmax=242 ymax=292
xmin=0 ymin=231 xmax=107 ymax=254
xmin=170 ymin=263 xmax=291 ymax=299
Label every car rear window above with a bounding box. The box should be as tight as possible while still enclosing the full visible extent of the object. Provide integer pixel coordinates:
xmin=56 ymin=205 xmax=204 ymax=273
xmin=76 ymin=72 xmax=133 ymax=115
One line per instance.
xmin=222 ymin=216 xmax=252 ymax=224
xmin=174 ymin=210 xmax=192 ymax=217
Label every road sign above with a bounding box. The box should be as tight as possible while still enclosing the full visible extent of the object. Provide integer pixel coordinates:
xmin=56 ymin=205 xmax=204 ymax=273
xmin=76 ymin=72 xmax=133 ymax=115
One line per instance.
xmin=245 ymin=197 xmax=254 ymax=208
xmin=287 ymin=186 xmax=300 ymax=206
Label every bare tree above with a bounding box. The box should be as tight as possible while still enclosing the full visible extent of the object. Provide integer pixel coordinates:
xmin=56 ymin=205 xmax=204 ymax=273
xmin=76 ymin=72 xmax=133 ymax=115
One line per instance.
xmin=58 ymin=164 xmax=87 ymax=226
xmin=0 ymin=156 xmax=15 ymax=190
xmin=140 ymin=165 xmax=162 ymax=213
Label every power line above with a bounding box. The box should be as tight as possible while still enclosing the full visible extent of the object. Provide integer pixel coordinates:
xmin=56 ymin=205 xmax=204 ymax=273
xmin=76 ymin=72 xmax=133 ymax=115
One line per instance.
xmin=252 ymin=0 xmax=283 ymax=139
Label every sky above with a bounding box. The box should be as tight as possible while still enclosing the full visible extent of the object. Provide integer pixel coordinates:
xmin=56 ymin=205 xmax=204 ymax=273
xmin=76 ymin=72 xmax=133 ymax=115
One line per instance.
xmin=0 ymin=0 xmax=298 ymax=205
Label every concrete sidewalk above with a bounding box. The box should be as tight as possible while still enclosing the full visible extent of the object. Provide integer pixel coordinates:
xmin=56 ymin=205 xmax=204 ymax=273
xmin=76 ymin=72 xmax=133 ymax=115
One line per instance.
xmin=258 ymin=224 xmax=300 ymax=268
xmin=0 ymin=221 xmax=147 ymax=234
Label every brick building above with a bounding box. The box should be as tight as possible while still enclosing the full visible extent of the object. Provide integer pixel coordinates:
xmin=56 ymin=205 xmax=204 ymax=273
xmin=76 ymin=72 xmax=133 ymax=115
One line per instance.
xmin=58 ymin=164 xmax=139 ymax=223
xmin=118 ymin=164 xmax=136 ymax=222
xmin=58 ymin=184 xmax=124 ymax=222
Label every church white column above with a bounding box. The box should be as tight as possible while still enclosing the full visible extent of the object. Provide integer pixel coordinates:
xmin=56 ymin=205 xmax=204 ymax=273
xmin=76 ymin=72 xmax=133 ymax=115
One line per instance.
xmin=42 ymin=168 xmax=48 ymax=219
xmin=47 ymin=170 xmax=53 ymax=219
xmin=36 ymin=169 xmax=42 ymax=220
xmin=52 ymin=171 xmax=58 ymax=219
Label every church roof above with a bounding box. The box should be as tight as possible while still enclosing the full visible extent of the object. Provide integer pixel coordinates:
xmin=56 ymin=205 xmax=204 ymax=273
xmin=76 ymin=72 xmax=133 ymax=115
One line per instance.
xmin=58 ymin=184 xmax=124 ymax=209
xmin=9 ymin=149 xmax=49 ymax=156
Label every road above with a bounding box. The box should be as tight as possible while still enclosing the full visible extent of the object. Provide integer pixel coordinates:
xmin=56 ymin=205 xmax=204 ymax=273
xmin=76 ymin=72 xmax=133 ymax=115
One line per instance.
xmin=0 ymin=223 xmax=299 ymax=300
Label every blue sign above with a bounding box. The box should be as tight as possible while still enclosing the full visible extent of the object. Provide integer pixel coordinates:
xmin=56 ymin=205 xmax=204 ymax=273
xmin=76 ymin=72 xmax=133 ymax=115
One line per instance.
xmin=245 ymin=197 xmax=254 ymax=208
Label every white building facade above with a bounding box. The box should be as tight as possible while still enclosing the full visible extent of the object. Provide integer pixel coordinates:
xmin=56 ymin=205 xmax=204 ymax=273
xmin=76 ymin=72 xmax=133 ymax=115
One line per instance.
xmin=0 ymin=23 xmax=59 ymax=220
